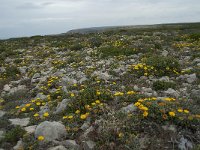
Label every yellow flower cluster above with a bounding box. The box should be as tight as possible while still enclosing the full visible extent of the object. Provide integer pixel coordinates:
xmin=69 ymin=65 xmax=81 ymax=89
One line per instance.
xmin=129 ymin=63 xmax=154 ymax=76
xmin=114 ymin=92 xmax=124 ymax=96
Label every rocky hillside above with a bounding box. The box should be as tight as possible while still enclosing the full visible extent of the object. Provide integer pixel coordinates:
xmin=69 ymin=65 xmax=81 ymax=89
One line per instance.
xmin=0 ymin=23 xmax=200 ymax=150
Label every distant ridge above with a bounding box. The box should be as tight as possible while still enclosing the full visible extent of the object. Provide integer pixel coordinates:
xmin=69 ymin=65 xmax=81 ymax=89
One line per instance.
xmin=66 ymin=22 xmax=200 ymax=34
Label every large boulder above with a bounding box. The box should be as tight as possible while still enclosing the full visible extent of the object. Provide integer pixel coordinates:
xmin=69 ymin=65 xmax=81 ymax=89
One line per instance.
xmin=35 ymin=121 xmax=67 ymax=142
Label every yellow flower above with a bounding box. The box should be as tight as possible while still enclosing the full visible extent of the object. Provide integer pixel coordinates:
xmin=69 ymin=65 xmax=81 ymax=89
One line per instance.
xmin=30 ymin=108 xmax=34 ymax=111
xmin=85 ymin=105 xmax=91 ymax=110
xmin=80 ymin=114 xmax=87 ymax=120
xmin=70 ymin=93 xmax=75 ymax=97
xmin=140 ymin=106 xmax=148 ymax=111
xmin=169 ymin=111 xmax=175 ymax=117
xmin=63 ymin=116 xmax=68 ymax=119
xmin=114 ymin=92 xmax=124 ymax=96
xmin=31 ymin=99 xmax=36 ymax=103
xmin=43 ymin=112 xmax=49 ymax=117
xmin=184 ymin=109 xmax=189 ymax=113
xmin=15 ymin=106 xmax=20 ymax=109
xmin=127 ymin=91 xmax=136 ymax=95
xmin=21 ymin=107 xmax=26 ymax=112
xmin=95 ymin=100 xmax=101 ymax=104
xmin=144 ymin=73 xmax=148 ymax=76
xmin=134 ymin=102 xmax=141 ymax=107
xmin=34 ymin=113 xmax=39 ymax=117
xmin=177 ymin=109 xmax=183 ymax=112
xmin=36 ymin=102 xmax=41 ymax=106
xmin=143 ymin=111 xmax=148 ymax=117
xmin=68 ymin=115 xmax=73 ymax=119
xmin=118 ymin=132 xmax=124 ymax=138
xmin=96 ymin=91 xmax=101 ymax=96
xmin=75 ymin=110 xmax=80 ymax=114
xmin=38 ymin=136 xmax=44 ymax=141
xmin=26 ymin=103 xmax=31 ymax=107
xmin=91 ymin=102 xmax=96 ymax=106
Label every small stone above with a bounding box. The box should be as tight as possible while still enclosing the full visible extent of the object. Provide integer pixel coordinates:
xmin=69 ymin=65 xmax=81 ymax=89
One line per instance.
xmin=187 ymin=73 xmax=197 ymax=83
xmin=19 ymin=66 xmax=27 ymax=74
xmin=63 ymin=140 xmax=80 ymax=150
xmin=162 ymin=124 xmax=176 ymax=132
xmin=13 ymin=140 xmax=24 ymax=150
xmin=142 ymin=87 xmax=152 ymax=93
xmin=24 ymin=125 xmax=37 ymax=134
xmin=164 ymin=88 xmax=179 ymax=98
xmin=36 ymin=93 xmax=47 ymax=100
xmin=32 ymin=73 xmax=40 ymax=79
xmin=54 ymin=99 xmax=71 ymax=114
xmin=9 ymin=118 xmax=30 ymax=127
xmin=120 ymin=104 xmax=137 ymax=114
xmin=47 ymin=145 xmax=67 ymax=150
xmin=162 ymin=50 xmax=168 ymax=56
xmin=82 ymin=140 xmax=96 ymax=150
xmin=178 ymin=137 xmax=193 ymax=150
xmin=0 ymin=110 xmax=6 ymax=118
xmin=81 ymin=122 xmax=90 ymax=131
xmin=159 ymin=76 xmax=170 ymax=82
xmin=80 ymin=126 xmax=94 ymax=140
xmin=0 ymin=130 xmax=5 ymax=140
xmin=133 ymin=85 xmax=140 ymax=91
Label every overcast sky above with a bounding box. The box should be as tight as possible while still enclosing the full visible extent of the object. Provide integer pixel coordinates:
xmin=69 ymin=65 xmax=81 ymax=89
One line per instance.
xmin=0 ymin=0 xmax=199 ymax=39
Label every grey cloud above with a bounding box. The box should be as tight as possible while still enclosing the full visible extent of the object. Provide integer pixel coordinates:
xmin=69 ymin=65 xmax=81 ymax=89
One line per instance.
xmin=0 ymin=0 xmax=199 ymax=39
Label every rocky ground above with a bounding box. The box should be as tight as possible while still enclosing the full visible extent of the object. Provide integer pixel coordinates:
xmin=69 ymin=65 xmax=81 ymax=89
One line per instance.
xmin=0 ymin=23 xmax=200 ymax=150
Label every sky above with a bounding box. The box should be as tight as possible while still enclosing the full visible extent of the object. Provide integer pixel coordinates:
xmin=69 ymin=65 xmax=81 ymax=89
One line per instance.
xmin=0 ymin=0 xmax=200 ymax=39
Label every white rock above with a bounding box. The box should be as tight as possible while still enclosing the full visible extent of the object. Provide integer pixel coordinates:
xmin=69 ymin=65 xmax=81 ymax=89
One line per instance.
xmin=24 ymin=125 xmax=37 ymax=134
xmin=3 ymin=84 xmax=11 ymax=92
xmin=178 ymin=137 xmax=193 ymax=150
xmin=161 ymin=50 xmax=169 ymax=56
xmin=133 ymin=85 xmax=140 ymax=91
xmin=159 ymin=76 xmax=170 ymax=82
xmin=54 ymin=99 xmax=71 ymax=114
xmin=120 ymin=104 xmax=137 ymax=114
xmin=186 ymin=73 xmax=197 ymax=83
xmin=35 ymin=121 xmax=67 ymax=142
xmin=0 ymin=110 xmax=6 ymax=118
xmin=9 ymin=118 xmax=30 ymax=127
xmin=63 ymin=140 xmax=80 ymax=150
xmin=164 ymin=88 xmax=179 ymax=98
xmin=13 ymin=140 xmax=24 ymax=150
xmin=0 ymin=130 xmax=5 ymax=140
xmin=47 ymin=145 xmax=67 ymax=150
xmin=82 ymin=140 xmax=96 ymax=150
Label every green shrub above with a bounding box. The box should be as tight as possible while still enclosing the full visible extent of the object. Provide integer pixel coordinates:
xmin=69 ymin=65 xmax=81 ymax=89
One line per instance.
xmin=153 ymin=80 xmax=176 ymax=91
xmin=144 ymin=55 xmax=181 ymax=77
xmin=89 ymin=37 xmax=103 ymax=48
xmin=4 ymin=126 xmax=26 ymax=144
xmin=5 ymin=65 xmax=20 ymax=79
xmin=189 ymin=33 xmax=200 ymax=41
xmin=98 ymin=45 xmax=137 ymax=58
xmin=70 ymin=42 xmax=84 ymax=51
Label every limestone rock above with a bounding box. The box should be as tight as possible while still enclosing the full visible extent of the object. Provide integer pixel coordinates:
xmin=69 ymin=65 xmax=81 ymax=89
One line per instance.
xmin=9 ymin=118 xmax=30 ymax=127
xmin=35 ymin=121 xmax=67 ymax=142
